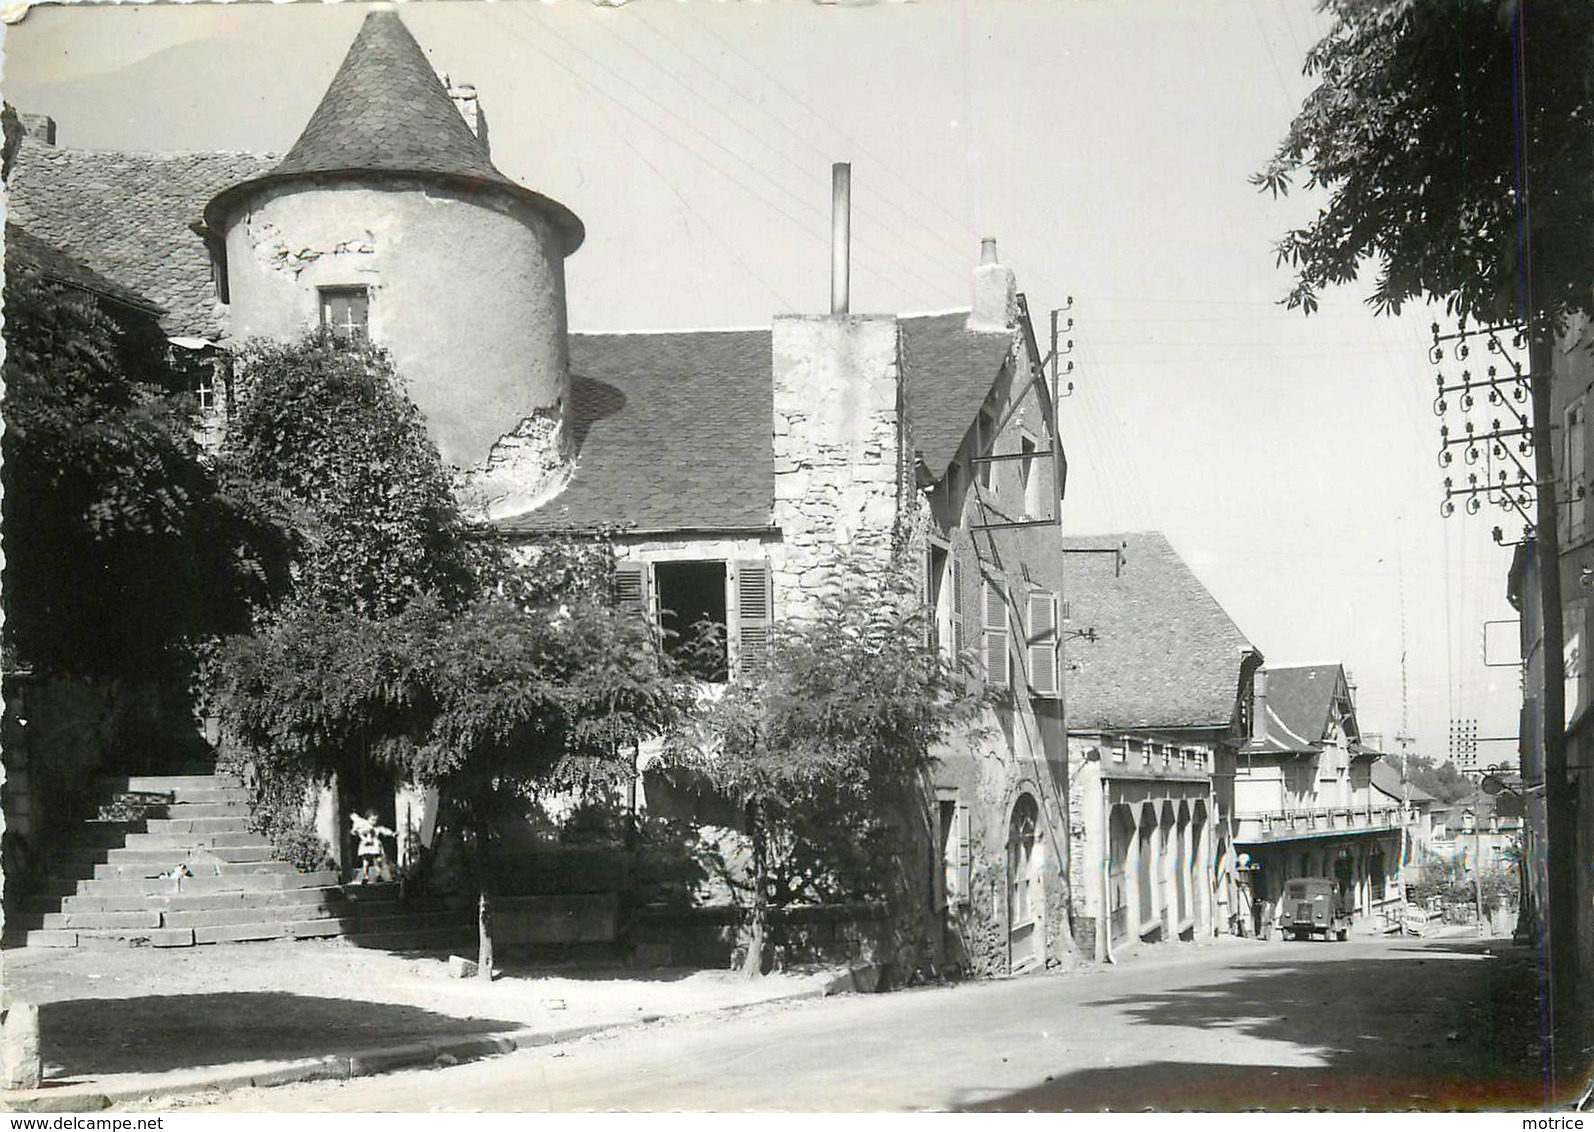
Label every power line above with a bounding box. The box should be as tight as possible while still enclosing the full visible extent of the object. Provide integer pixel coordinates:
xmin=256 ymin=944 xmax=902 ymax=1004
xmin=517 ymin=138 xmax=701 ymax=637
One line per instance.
xmin=620 ymin=6 xmax=977 ymax=271
xmin=674 ymin=2 xmax=979 ymax=250
xmin=494 ymin=6 xmax=956 ymax=309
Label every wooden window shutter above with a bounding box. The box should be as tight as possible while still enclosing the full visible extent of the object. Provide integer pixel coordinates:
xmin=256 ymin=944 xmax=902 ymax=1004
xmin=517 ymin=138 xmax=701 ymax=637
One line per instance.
xmin=1027 ymin=590 xmax=1060 ymax=697
xmin=734 ymin=559 xmax=773 ymax=678
xmin=951 ymin=556 xmax=966 ymax=660
xmin=954 ymin=801 xmax=972 ymax=907
xmin=983 ymin=578 xmax=1010 ymax=688
xmin=614 ymin=562 xmax=649 ymax=615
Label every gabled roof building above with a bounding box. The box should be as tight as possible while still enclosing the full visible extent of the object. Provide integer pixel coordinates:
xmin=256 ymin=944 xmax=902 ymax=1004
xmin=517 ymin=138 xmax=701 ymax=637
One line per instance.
xmin=1233 ymin=663 xmax=1411 ymax=935
xmin=1061 ymin=531 xmax=1260 ymax=956
xmin=4 ymin=9 xmax=1075 ymax=979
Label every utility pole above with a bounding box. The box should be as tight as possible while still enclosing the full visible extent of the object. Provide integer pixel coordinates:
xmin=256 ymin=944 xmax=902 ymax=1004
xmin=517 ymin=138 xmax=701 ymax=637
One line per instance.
xmin=1397 ymin=562 xmax=1414 ymax=912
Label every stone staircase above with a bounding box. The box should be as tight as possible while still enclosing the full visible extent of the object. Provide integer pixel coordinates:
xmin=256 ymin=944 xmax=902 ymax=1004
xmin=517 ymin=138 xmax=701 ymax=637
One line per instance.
xmin=8 ymin=773 xmax=472 ymax=950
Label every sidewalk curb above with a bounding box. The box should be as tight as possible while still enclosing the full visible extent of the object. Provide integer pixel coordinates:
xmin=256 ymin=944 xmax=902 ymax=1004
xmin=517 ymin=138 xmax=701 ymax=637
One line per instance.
xmin=0 ymin=967 xmax=870 ymax=1113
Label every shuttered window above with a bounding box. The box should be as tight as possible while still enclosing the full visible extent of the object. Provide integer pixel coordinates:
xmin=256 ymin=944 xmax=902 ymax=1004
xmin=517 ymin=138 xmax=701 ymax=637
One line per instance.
xmin=733 ymin=559 xmax=773 ymax=678
xmin=983 ymin=578 xmax=1010 ymax=689
xmin=613 ymin=562 xmax=649 ymax=616
xmin=943 ymin=796 xmax=972 ymax=908
xmin=951 ymin=556 xmax=967 ymax=661
xmin=1027 ymin=590 xmax=1060 ymax=697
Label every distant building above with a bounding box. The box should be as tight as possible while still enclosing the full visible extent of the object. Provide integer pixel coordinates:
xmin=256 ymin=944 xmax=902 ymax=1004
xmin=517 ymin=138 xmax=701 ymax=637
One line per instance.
xmin=1232 ymin=664 xmax=1406 ymax=934
xmin=1061 ymin=532 xmax=1261 ymax=955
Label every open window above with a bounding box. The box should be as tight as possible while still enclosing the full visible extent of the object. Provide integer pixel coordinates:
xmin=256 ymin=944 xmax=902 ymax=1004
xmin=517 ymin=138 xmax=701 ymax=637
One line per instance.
xmin=611 ymin=558 xmax=771 ymax=683
xmin=976 ymin=407 xmax=998 ymax=494
xmin=1019 ymin=433 xmax=1041 ymax=517
xmin=655 ymin=561 xmax=729 ymax=683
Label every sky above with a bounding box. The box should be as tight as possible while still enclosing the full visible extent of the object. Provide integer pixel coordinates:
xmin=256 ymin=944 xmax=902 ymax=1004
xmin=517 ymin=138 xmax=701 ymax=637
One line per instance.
xmin=0 ymin=0 xmax=1526 ymax=765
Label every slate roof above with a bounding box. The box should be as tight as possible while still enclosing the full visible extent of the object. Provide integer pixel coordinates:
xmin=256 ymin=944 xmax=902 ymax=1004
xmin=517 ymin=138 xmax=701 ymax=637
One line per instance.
xmin=500 ymin=313 xmax=1011 ymax=535
xmin=1249 ymin=664 xmax=1348 ymax=755
xmin=5 ymin=139 xmax=274 ymax=339
xmin=1062 ymin=531 xmax=1256 ymax=731
xmin=204 ymin=10 xmax=582 ymax=253
xmin=499 ymin=329 xmax=776 ymax=533
xmin=1370 ymin=757 xmax=1438 ymax=805
xmin=5 ymin=222 xmax=164 ymax=315
xmin=900 ymin=312 xmax=1017 ymax=480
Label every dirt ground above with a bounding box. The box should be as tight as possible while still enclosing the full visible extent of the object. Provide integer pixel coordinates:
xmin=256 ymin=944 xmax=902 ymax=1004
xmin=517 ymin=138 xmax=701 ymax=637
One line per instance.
xmin=1 ymin=939 xmax=839 ymax=1084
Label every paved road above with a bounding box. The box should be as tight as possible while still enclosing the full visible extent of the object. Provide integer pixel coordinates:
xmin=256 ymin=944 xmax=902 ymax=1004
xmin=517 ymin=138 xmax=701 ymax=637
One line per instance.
xmin=176 ymin=934 xmax=1562 ymax=1112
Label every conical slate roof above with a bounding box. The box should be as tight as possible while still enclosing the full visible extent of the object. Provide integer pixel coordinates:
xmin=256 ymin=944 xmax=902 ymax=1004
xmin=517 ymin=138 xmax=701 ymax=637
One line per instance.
xmin=205 ymin=9 xmax=582 ymax=251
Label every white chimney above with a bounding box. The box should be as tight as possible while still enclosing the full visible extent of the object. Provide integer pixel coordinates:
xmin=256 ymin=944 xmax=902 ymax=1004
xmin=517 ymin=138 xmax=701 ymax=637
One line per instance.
xmin=969 ymin=237 xmax=1016 ymax=330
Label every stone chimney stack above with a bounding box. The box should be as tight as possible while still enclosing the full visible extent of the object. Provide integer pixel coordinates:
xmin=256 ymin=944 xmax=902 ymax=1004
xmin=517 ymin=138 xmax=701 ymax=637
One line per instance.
xmin=446 ymin=81 xmax=490 ymax=156
xmin=968 ymin=237 xmax=1017 ymax=331
xmin=18 ymin=113 xmax=55 ymax=145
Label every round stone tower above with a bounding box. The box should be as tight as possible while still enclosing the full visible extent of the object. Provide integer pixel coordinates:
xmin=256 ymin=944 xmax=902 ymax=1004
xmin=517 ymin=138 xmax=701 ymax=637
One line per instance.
xmin=203 ymin=9 xmax=584 ymax=517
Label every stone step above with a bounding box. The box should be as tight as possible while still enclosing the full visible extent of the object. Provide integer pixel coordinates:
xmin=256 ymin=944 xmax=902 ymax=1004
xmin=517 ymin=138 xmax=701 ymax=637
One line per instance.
xmin=75 ymin=819 xmax=149 ymax=847
xmin=38 ymin=909 xmax=165 ymax=931
xmin=120 ymin=831 xmax=267 ymax=852
xmin=56 ymin=885 xmax=357 ymax=915
xmin=92 ymin=859 xmax=294 ymax=882
xmin=99 ymin=774 xmax=243 ymax=795
xmin=10 ymin=904 xmax=474 ymax=951
xmin=160 ymin=901 xmax=340 ymax=930
xmin=69 ymin=865 xmax=329 ymax=893
xmin=140 ymin=816 xmax=255 ymax=836
xmin=19 ymin=927 xmax=197 ymax=949
xmin=102 ymin=844 xmax=280 ymax=867
xmin=146 ymin=802 xmax=247 ymax=820
xmin=344 ymin=922 xmax=475 ymax=951
xmin=95 ymin=785 xmax=249 ymax=807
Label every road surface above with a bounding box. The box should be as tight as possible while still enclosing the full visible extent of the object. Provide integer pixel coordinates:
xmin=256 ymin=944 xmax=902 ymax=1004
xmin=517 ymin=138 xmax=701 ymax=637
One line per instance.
xmin=166 ymin=934 xmax=1563 ymax=1111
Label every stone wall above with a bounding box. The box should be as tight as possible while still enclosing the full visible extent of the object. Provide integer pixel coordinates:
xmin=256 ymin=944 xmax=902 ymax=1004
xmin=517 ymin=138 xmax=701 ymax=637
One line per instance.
xmin=770 ymin=314 xmax=903 ymax=620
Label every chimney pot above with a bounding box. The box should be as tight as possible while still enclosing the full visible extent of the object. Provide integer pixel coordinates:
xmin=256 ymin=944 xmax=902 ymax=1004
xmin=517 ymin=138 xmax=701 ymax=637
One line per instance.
xmin=968 ymin=237 xmax=1016 ymax=331
xmin=831 ymin=162 xmax=851 ymax=315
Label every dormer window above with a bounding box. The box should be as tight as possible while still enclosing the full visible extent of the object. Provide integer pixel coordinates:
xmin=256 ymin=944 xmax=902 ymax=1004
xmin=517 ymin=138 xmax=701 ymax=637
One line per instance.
xmin=320 ymin=286 xmax=369 ymax=343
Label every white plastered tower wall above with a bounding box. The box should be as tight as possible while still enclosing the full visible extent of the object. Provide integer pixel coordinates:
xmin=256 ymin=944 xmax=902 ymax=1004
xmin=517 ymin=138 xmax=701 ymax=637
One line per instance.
xmin=219 ymin=180 xmax=573 ymax=487
xmin=204 ymin=8 xmax=585 ymax=523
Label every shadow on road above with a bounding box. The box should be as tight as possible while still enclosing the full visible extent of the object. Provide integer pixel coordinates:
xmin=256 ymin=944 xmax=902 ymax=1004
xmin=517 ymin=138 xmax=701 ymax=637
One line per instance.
xmin=39 ymin=993 xmax=521 ymax=1080
xmin=955 ymin=1060 xmax=1546 ymax=1112
xmin=954 ymin=941 xmax=1565 ymax=1112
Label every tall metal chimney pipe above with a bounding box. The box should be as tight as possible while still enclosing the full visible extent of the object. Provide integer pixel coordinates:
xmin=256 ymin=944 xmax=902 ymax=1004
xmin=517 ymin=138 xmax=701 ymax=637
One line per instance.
xmin=832 ymin=162 xmax=851 ymax=315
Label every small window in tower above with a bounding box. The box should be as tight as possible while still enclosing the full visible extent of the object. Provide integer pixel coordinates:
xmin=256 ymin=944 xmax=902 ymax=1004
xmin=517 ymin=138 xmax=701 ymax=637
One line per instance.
xmin=320 ymin=286 xmax=370 ymax=344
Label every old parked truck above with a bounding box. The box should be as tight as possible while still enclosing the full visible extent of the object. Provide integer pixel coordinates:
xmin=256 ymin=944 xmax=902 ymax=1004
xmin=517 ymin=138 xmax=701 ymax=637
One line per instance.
xmin=1281 ymin=877 xmax=1351 ymax=942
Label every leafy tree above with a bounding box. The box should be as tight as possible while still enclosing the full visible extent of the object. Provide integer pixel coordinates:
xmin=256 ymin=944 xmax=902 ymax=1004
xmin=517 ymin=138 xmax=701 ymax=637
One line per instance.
xmin=223 ymin=335 xmax=477 ymax=618
xmin=1403 ymin=755 xmax=1474 ymax=806
xmin=1 ymin=265 xmax=276 ymax=682
xmin=208 ymin=336 xmax=688 ymax=975
xmin=1255 ymin=0 xmax=1594 ymax=1044
xmin=1254 ymin=0 xmax=1594 ymax=325
xmin=665 ymin=562 xmax=976 ymax=978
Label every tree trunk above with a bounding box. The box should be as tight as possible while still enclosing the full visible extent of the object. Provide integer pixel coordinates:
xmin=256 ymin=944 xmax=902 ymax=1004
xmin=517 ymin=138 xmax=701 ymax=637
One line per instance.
xmin=475 ymin=811 xmax=495 ymax=981
xmin=740 ymin=798 xmax=767 ymax=979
